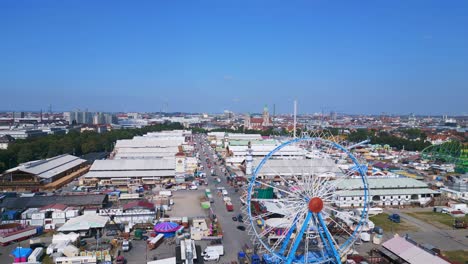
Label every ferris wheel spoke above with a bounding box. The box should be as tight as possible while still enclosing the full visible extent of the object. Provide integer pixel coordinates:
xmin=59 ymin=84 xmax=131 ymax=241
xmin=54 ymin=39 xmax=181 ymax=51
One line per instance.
xmin=326 ymin=215 xmax=354 ymax=237
xmin=250 ymin=211 xmax=280 ymax=221
xmin=257 ymin=224 xmax=280 ymax=240
xmin=286 ymin=211 xmax=312 ymax=263
xmin=264 ymin=162 xmax=309 ymax=200
xmin=254 ymin=180 xmax=302 ymax=199
xmin=310 ymin=213 xmax=327 ymax=261
xmin=323 ymin=205 xmax=364 ymax=224
xmin=270 ymin=207 xmax=308 ymax=254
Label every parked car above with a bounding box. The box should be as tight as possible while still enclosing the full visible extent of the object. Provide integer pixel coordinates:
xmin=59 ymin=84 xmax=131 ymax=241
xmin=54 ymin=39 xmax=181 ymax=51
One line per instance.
xmin=388 ymin=214 xmax=401 ymax=223
xmin=232 ymin=216 xmax=238 ymax=221
xmin=106 ymin=230 xmax=118 ymax=236
xmin=236 ymin=226 xmax=246 ymax=231
xmin=237 ymin=214 xmax=244 ymax=222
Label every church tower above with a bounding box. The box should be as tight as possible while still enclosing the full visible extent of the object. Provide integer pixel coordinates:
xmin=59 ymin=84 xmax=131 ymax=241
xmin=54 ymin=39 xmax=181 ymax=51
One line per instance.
xmin=262 ymin=105 xmax=270 ymax=126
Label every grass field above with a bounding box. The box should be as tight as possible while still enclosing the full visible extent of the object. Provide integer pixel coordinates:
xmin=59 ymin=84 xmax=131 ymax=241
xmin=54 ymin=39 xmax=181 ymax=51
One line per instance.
xmin=406 ymin=211 xmax=468 ymax=228
xmin=442 ymin=250 xmax=468 ymax=264
xmin=369 ymin=213 xmax=418 ymax=233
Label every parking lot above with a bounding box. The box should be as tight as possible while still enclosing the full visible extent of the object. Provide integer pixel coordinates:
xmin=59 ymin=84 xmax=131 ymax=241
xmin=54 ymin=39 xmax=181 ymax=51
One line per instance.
xmin=169 ymin=189 xmax=210 ymax=218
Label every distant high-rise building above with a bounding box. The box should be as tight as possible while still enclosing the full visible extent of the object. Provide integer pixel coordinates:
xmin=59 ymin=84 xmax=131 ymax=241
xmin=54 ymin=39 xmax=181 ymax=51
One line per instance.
xmin=13 ymin=112 xmax=25 ymax=119
xmin=93 ymin=112 xmax=116 ymax=125
xmin=64 ymin=110 xmax=97 ymax=125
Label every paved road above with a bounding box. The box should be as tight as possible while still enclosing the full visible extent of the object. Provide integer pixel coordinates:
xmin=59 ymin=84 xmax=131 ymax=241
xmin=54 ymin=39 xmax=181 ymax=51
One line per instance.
xmin=194 ymin=134 xmax=252 ymax=263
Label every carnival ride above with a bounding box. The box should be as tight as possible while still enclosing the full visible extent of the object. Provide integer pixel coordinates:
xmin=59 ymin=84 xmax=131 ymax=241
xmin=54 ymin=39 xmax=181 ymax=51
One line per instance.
xmin=421 ymin=140 xmax=468 ymax=173
xmin=244 ymin=136 xmax=370 ymax=264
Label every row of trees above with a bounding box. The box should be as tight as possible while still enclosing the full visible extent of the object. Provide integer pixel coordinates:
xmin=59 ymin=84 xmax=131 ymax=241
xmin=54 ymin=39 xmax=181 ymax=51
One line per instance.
xmin=0 ymin=122 xmax=434 ymax=173
xmin=347 ymin=128 xmax=431 ymax=151
xmin=0 ymin=122 xmax=184 ymax=173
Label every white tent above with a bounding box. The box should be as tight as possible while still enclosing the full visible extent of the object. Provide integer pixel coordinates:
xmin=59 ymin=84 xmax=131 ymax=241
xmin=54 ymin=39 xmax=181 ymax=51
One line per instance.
xmin=52 ymin=232 xmax=80 ymax=244
xmin=58 ymin=214 xmax=108 ymax=232
xmin=62 ymin=244 xmax=80 ymax=257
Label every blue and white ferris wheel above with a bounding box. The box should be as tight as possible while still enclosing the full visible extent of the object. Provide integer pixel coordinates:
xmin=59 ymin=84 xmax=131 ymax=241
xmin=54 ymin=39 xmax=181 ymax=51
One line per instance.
xmin=245 ymin=137 xmax=370 ymax=264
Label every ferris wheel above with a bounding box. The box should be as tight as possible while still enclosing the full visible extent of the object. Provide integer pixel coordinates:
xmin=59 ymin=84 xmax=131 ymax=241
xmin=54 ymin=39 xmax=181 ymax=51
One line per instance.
xmin=244 ymin=137 xmax=370 ymax=264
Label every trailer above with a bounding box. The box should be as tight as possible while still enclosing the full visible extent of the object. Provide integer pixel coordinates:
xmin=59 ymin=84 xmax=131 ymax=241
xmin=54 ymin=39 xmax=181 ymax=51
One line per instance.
xmin=148 ymin=234 xmax=164 ymax=250
xmin=0 ymin=226 xmax=37 ymax=246
xmin=28 ymin=247 xmax=44 ymax=262
xmin=159 ymin=191 xmax=172 ymax=197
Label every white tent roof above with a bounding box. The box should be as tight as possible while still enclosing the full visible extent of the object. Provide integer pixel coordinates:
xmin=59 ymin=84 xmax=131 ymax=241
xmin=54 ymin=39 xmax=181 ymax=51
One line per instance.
xmin=90 ymin=159 xmax=175 ymax=171
xmin=264 ymin=218 xmax=291 ymax=228
xmin=84 ymin=170 xmax=175 ymax=178
xmin=52 ymin=232 xmax=80 ymax=244
xmin=58 ymin=214 xmax=108 ymax=232
xmin=5 ymin=154 xmax=86 ymax=179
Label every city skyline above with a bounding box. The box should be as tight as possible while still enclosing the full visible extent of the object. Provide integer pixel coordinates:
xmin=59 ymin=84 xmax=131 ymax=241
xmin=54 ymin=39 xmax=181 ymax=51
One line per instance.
xmin=1 ymin=1 xmax=467 ymax=115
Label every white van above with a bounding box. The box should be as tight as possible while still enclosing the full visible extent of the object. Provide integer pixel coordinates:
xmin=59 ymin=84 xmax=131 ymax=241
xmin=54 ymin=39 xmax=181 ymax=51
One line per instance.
xmin=203 ymin=251 xmax=220 ymax=262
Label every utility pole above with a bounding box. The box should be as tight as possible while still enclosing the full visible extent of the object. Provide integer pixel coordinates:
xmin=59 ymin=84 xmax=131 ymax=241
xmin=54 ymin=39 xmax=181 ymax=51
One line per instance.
xmin=293 ymin=100 xmax=297 ymax=138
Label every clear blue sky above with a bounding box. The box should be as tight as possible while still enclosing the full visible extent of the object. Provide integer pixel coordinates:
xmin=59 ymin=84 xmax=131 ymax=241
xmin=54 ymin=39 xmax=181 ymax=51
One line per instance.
xmin=1 ymin=1 xmax=467 ymax=115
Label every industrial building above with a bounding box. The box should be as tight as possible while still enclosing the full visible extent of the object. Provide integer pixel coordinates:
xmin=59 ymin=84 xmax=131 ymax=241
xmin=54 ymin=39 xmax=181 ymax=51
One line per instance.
xmin=333 ymin=177 xmax=440 ymax=208
xmin=83 ymin=159 xmax=176 ymax=186
xmin=0 ymin=129 xmax=48 ymax=139
xmin=251 ymin=159 xmax=343 ymax=179
xmin=0 ymin=194 xmax=108 ymax=210
xmin=0 ymin=154 xmax=89 ymax=191
xmin=228 ymin=144 xmax=305 ymax=158
xmin=111 ymin=133 xmax=188 ymax=160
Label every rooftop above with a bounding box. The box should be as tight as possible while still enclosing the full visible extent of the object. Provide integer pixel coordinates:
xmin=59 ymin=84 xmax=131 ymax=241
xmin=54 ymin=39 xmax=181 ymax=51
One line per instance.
xmin=0 ymin=194 xmax=107 ymax=210
xmin=4 ymin=154 xmax=87 ymax=179
xmin=123 ymin=200 xmax=155 ymax=211
xmin=334 ymin=177 xmax=430 ymax=190
xmin=90 ymin=159 xmax=175 ymax=171
xmin=84 ymin=170 xmax=175 ymax=178
xmin=382 ymin=235 xmax=450 ymax=264
xmin=252 ymin=159 xmax=343 ymax=176
xmin=58 ymin=214 xmax=108 ymax=232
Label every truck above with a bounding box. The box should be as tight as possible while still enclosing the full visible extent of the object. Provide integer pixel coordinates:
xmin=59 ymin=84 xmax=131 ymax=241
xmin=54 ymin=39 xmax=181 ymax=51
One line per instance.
xmin=202 ymin=245 xmax=224 ymax=256
xmin=388 ymin=214 xmax=401 ymax=223
xmin=226 ymin=202 xmax=234 ymax=212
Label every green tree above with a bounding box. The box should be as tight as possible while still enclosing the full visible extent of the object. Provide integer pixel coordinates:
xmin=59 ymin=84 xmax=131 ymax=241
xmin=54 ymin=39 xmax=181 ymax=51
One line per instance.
xmin=17 ymin=147 xmax=34 ymax=163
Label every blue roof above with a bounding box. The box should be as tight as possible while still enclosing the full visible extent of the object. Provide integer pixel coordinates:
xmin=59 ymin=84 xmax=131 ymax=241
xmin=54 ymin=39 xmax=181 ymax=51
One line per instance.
xmin=11 ymin=247 xmax=32 ymax=258
xmin=3 ymin=210 xmax=19 ymax=219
